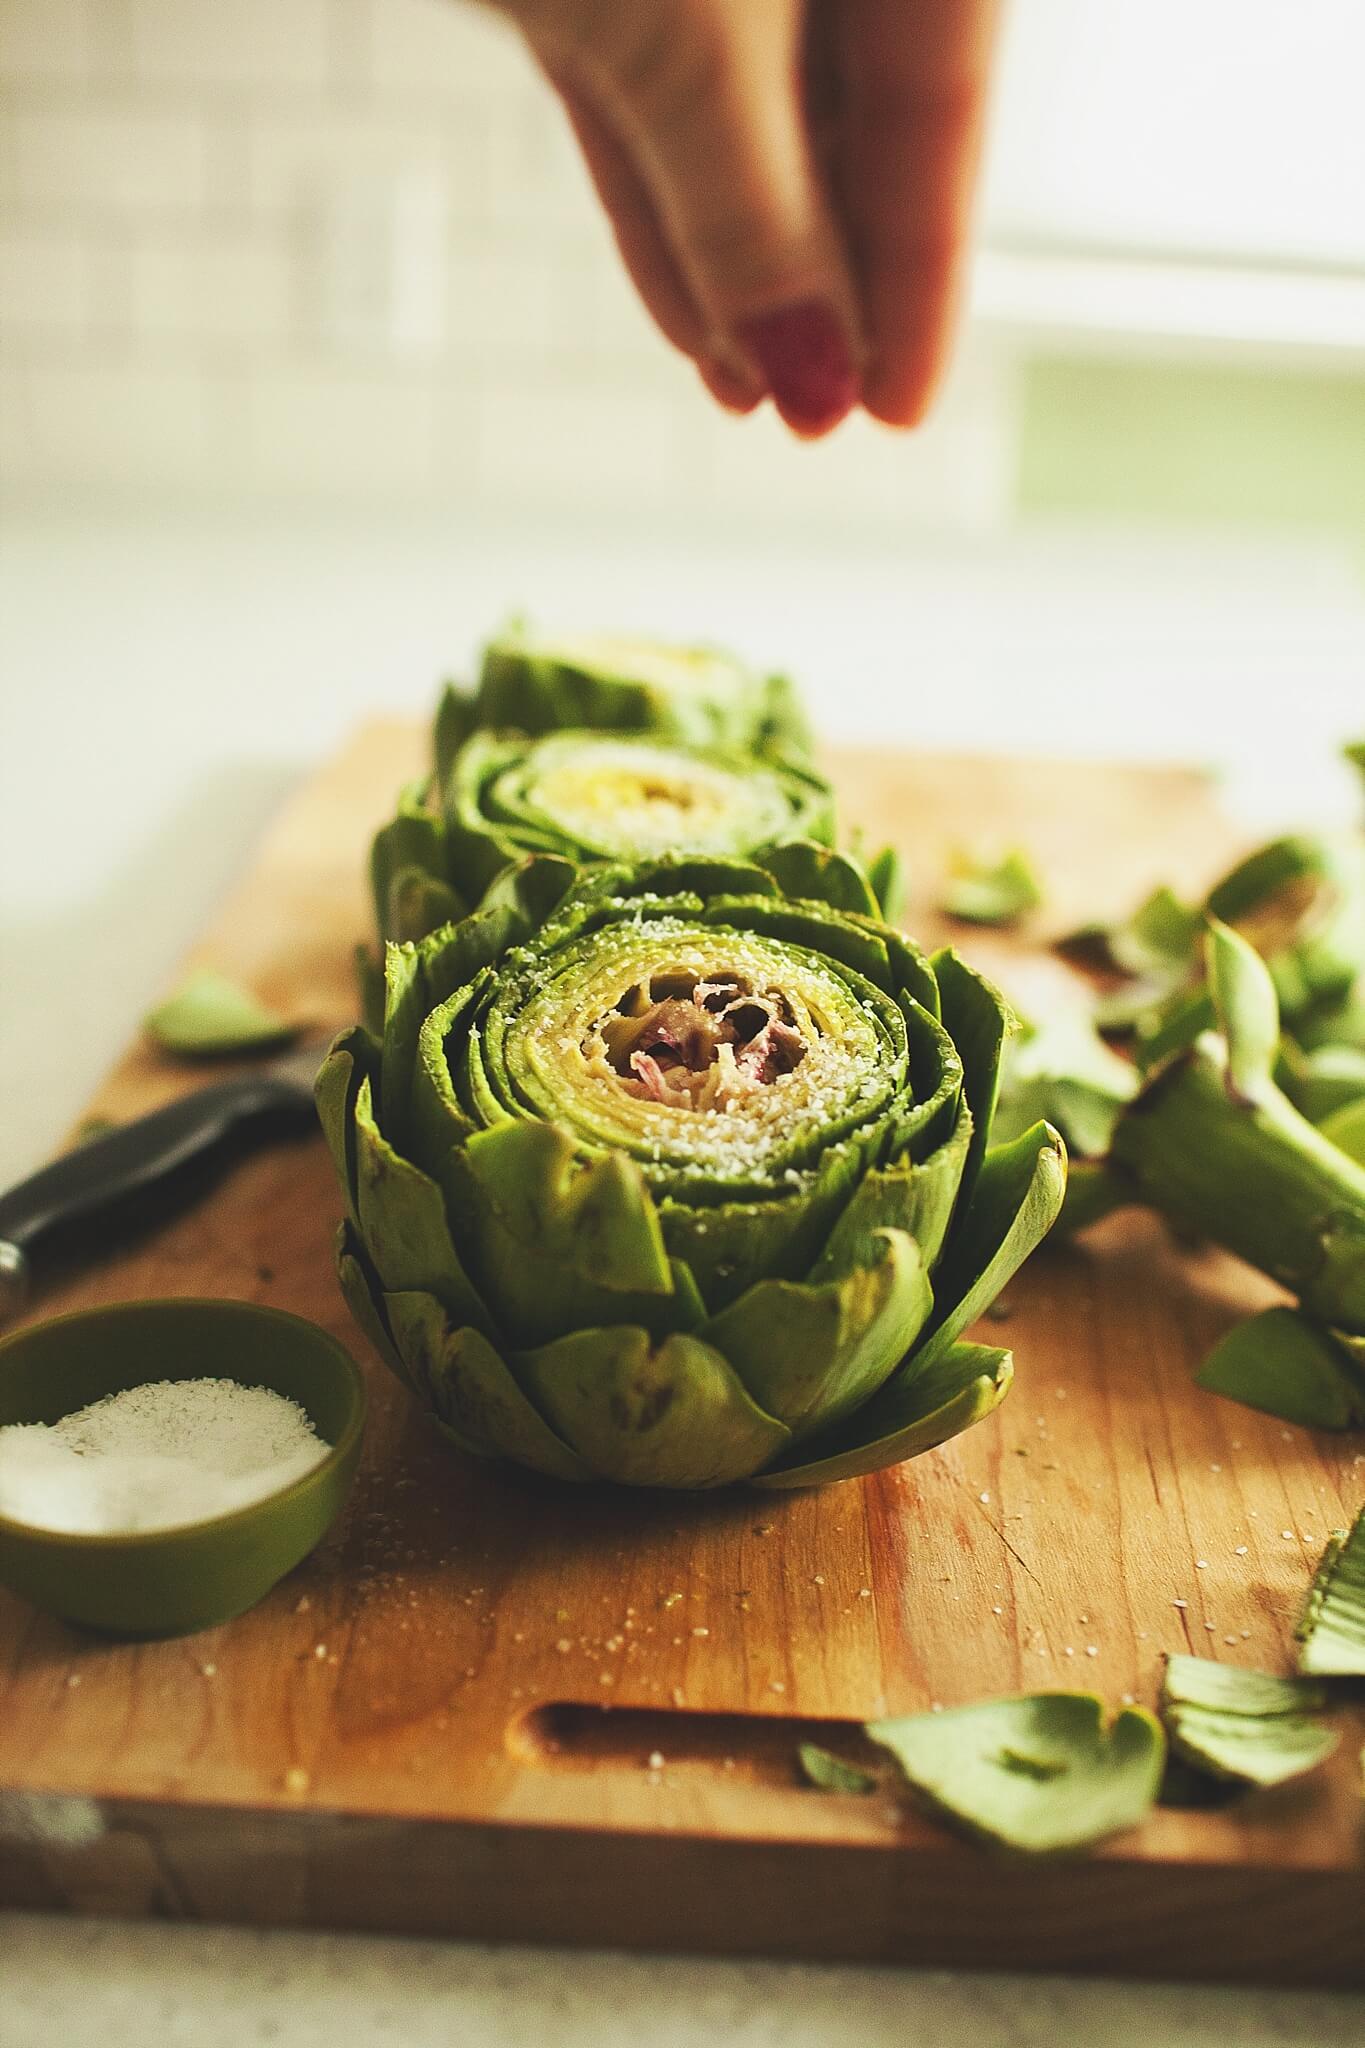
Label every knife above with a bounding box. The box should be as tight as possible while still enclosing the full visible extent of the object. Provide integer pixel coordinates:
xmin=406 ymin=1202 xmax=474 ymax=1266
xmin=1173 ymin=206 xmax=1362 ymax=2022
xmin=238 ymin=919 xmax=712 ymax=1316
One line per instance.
xmin=0 ymin=1039 xmax=329 ymax=1324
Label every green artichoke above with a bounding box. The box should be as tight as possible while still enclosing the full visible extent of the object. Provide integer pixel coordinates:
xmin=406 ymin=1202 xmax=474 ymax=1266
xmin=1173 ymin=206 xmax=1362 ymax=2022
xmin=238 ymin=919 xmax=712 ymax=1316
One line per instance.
xmin=372 ymin=728 xmax=851 ymax=945
xmin=436 ymin=622 xmax=813 ymax=766
xmin=319 ymin=856 xmax=1066 ymax=1490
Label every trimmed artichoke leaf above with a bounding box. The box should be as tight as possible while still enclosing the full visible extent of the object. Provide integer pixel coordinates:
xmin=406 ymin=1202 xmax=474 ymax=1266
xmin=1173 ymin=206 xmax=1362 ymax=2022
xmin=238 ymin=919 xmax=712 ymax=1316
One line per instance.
xmin=1159 ymin=1655 xmax=1338 ymax=1790
xmin=992 ymin=1009 xmax=1137 ymax=1162
xmin=336 ymin=1221 xmax=413 ymax=1390
xmin=702 ymin=1229 xmax=932 ymax=1438
xmin=798 ymin=1744 xmax=876 ymax=1794
xmin=1163 ymin=1653 xmax=1330 ymax=1717
xmin=1196 ymin=1307 xmax=1365 ymax=1430
xmin=751 ymin=1341 xmax=1012 ymax=1490
xmin=939 ymin=846 xmax=1043 ymax=928
xmin=931 ymin=947 xmax=1013 ymax=1217
xmin=1321 ymin=1096 xmax=1365 ymax=1167
xmin=385 ymin=1290 xmax=592 ymax=1482
xmin=513 ymin=1323 xmax=790 ymax=1488
xmin=453 ymin=1121 xmax=693 ymax=1347
xmin=1206 ymin=917 xmax=1280 ymax=1106
xmin=866 ymin=1693 xmax=1164 ymax=1854
xmin=917 ymin=1120 xmax=1068 ymax=1369
xmin=144 ymin=967 xmax=297 ymax=1057
xmin=1132 ymin=986 xmax=1217 ymax=1074
xmin=1058 ymin=885 xmax=1202 ymax=981
xmin=758 ymin=838 xmax=878 ymax=917
xmin=1297 ymin=1512 xmax=1365 ymax=1676
xmin=352 ymin=1074 xmax=496 ymax=1339
xmin=314 ymin=1026 xmax=376 ymax=1226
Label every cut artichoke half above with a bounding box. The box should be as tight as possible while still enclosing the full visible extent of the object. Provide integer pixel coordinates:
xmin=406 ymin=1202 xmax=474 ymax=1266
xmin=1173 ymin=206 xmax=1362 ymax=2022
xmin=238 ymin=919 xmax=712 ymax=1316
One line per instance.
xmin=320 ymin=856 xmax=1067 ymax=1490
xmin=368 ymin=725 xmax=887 ymax=980
xmin=437 ymin=622 xmax=813 ymax=765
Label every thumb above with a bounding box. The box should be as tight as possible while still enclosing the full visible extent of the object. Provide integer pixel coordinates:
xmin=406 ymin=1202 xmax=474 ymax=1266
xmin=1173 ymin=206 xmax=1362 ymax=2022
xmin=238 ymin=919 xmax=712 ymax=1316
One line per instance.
xmin=570 ymin=1 xmax=860 ymax=435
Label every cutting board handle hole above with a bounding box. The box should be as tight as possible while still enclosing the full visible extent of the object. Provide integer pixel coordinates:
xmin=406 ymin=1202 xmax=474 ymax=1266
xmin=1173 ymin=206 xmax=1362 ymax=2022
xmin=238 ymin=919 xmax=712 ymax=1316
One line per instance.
xmin=508 ymin=1701 xmax=863 ymax=1783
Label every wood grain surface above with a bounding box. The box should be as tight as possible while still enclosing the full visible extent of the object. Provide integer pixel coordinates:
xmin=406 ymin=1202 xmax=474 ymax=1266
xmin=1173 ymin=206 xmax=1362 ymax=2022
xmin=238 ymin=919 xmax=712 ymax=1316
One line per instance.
xmin=2 ymin=725 xmax=1362 ymax=1983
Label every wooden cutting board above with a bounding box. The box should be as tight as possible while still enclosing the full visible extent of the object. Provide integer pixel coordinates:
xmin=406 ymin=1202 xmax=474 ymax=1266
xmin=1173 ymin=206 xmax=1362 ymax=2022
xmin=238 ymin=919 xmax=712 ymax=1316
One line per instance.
xmin=2 ymin=725 xmax=1362 ymax=1984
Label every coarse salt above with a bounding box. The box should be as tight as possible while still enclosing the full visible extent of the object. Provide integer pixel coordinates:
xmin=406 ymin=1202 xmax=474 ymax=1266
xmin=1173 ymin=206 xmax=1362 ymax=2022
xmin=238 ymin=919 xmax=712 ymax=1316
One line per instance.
xmin=0 ymin=1379 xmax=328 ymax=1535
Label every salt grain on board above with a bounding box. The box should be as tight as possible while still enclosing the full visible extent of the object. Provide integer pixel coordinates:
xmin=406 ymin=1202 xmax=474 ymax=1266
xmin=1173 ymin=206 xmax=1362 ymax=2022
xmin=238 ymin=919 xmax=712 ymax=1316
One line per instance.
xmin=0 ymin=1379 xmax=327 ymax=1535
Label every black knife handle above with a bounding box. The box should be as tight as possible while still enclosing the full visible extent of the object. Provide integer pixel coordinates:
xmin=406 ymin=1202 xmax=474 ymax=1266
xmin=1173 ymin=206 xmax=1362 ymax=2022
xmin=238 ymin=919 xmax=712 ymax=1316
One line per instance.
xmin=0 ymin=1077 xmax=319 ymax=1307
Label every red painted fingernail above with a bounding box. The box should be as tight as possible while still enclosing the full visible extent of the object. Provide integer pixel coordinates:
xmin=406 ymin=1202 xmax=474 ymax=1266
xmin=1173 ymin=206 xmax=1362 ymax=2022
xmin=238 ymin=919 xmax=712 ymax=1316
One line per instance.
xmin=736 ymin=300 xmax=858 ymax=434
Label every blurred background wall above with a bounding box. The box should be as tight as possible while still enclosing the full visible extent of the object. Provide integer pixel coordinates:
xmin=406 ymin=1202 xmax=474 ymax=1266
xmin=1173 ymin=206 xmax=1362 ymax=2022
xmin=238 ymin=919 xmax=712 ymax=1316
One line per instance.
xmin=2 ymin=0 xmax=1363 ymax=540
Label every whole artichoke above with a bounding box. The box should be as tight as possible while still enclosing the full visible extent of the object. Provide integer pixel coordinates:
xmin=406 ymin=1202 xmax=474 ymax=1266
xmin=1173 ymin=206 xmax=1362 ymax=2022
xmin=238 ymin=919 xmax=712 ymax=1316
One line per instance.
xmin=437 ymin=622 xmax=813 ymax=765
xmin=319 ymin=856 xmax=1066 ymax=1490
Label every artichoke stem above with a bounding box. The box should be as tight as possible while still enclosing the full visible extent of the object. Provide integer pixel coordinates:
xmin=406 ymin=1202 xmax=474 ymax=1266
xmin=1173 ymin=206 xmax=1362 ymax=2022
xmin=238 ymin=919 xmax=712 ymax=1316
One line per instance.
xmin=1110 ymin=1038 xmax=1365 ymax=1334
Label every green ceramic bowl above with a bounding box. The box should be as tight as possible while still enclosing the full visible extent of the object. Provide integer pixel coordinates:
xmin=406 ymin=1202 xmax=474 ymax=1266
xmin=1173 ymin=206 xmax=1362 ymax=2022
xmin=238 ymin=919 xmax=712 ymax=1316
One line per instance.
xmin=0 ymin=1298 xmax=366 ymax=1638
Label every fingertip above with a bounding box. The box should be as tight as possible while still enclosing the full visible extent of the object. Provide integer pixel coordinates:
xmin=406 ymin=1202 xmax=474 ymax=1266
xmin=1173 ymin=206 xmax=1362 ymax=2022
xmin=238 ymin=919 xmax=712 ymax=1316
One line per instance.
xmin=698 ymin=355 xmax=766 ymax=415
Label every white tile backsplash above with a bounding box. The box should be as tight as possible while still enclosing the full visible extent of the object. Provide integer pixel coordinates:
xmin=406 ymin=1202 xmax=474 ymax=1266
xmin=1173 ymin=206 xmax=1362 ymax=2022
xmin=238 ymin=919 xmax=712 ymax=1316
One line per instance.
xmin=0 ymin=0 xmax=1016 ymax=524
xmin=367 ymin=0 xmax=536 ymax=101
xmin=127 ymin=229 xmax=297 ymax=344
xmin=22 ymin=361 xmax=216 ymax=484
xmin=0 ymin=228 xmax=89 ymax=333
xmin=127 ymin=0 xmax=333 ymax=89
xmin=0 ymin=0 xmax=92 ymax=82
xmin=7 ymin=105 xmax=209 ymax=214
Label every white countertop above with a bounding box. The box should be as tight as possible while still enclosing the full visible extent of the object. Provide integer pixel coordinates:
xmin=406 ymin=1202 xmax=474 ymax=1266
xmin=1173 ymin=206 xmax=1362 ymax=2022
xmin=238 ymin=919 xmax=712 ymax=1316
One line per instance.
xmin=1 ymin=506 xmax=1362 ymax=2042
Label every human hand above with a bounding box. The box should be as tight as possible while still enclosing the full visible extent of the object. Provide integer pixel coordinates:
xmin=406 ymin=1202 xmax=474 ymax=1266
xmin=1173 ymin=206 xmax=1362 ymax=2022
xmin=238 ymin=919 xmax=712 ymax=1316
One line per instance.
xmin=487 ymin=1 xmax=1000 ymax=436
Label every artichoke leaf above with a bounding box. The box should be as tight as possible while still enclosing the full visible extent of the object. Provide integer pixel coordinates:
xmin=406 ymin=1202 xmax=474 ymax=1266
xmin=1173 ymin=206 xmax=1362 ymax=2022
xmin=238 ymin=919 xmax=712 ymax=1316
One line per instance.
xmin=1320 ymin=1095 xmax=1365 ymax=1166
xmin=1159 ymin=1653 xmax=1338 ymax=1789
xmin=314 ymin=1026 xmax=378 ymax=1227
xmin=513 ymin=1324 xmax=790 ymax=1488
xmin=1206 ymin=917 xmax=1280 ymax=1106
xmin=702 ymin=1229 xmax=932 ymax=1438
xmin=931 ymin=947 xmax=1013 ymax=1215
xmin=369 ymin=784 xmax=448 ymax=940
xmin=752 ymin=1341 xmax=1012 ymax=1489
xmin=939 ymin=846 xmax=1043 ymax=927
xmin=812 ymin=1100 xmax=972 ymax=1285
xmin=352 ymin=1074 xmax=496 ymax=1339
xmin=386 ymin=865 xmax=467 ymax=946
xmin=385 ymin=1291 xmax=592 ymax=1482
xmin=1196 ymin=1306 xmax=1365 ymax=1430
xmin=382 ymin=894 xmax=542 ymax=1144
xmin=799 ymin=1745 xmax=876 ymax=1794
xmin=758 ymin=838 xmax=878 ymax=917
xmin=478 ymin=851 xmax=579 ymax=929
xmin=450 ymin=1121 xmax=696 ymax=1347
xmin=866 ymin=1693 xmax=1164 ymax=1855
xmin=144 ymin=967 xmax=296 ymax=1057
xmin=916 ymin=1121 xmax=1068 ymax=1369
xmin=866 ymin=845 xmax=904 ymax=925
xmin=701 ymin=894 xmax=893 ymax=989
xmin=336 ymin=1222 xmax=413 ymax=1389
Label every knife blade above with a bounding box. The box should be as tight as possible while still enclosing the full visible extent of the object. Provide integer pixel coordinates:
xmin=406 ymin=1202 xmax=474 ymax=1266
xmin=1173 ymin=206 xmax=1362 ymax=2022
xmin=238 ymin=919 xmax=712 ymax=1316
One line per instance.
xmin=0 ymin=1039 xmax=330 ymax=1323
